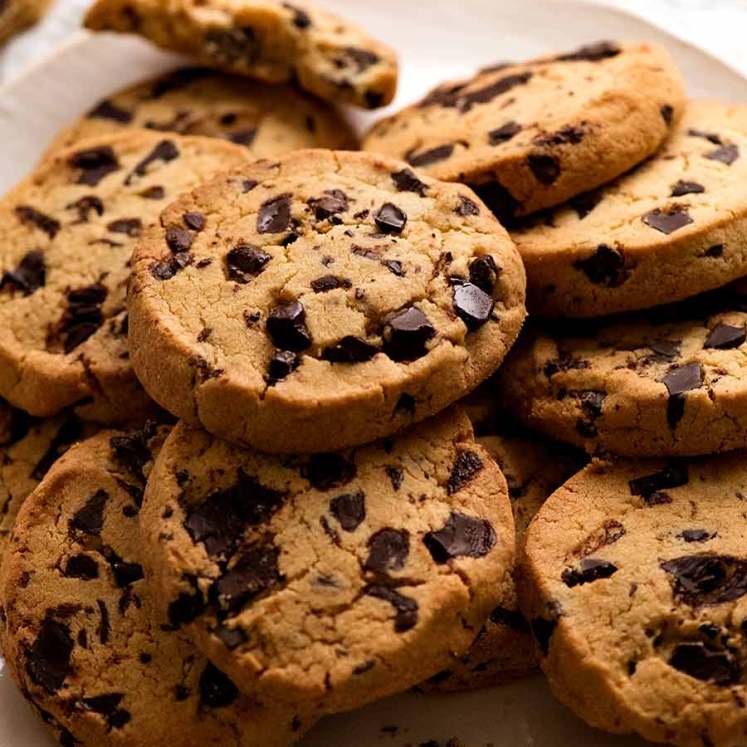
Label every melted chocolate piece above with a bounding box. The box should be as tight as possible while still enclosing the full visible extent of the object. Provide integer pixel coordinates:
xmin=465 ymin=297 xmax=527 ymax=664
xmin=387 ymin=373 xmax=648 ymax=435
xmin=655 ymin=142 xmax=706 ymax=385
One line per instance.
xmin=555 ymin=41 xmax=621 ymax=62
xmin=70 ymin=146 xmax=120 ymax=186
xmin=452 ymin=282 xmax=494 ymax=330
xmin=329 ymin=491 xmax=365 ymax=532
xmin=267 ymin=350 xmax=300 ymax=382
xmin=15 ymin=205 xmax=60 ymax=238
xmin=704 ymin=323 xmax=745 ymax=350
xmin=107 ymin=218 xmax=142 ymax=237
xmin=303 ymin=453 xmax=356 ymax=491
xmin=110 ymin=424 xmax=155 ymax=482
xmin=88 ymin=99 xmax=133 ymax=123
xmin=468 ymin=255 xmax=498 ymax=294
xmin=81 ymin=693 xmax=130 ymax=730
xmin=472 ymin=181 xmax=519 ymax=227
xmin=456 ymin=196 xmax=480 ymax=216
xmin=679 ymin=529 xmax=713 ymax=543
xmin=662 ymin=363 xmax=702 ymax=428
xmin=226 ymin=243 xmax=271 ymax=283
xmin=488 ymin=121 xmax=521 ymax=145
xmin=406 ymin=144 xmax=454 ymax=167
xmin=670 ymin=180 xmax=704 ymax=197
xmin=257 ymin=194 xmax=291 ymax=234
xmin=125 ymin=140 xmax=179 ymax=184
xmin=385 ymin=466 xmax=403 ymax=491
xmin=533 ymin=125 xmax=584 ymax=146
xmin=70 ymin=489 xmax=109 ymax=535
xmin=573 ymin=244 xmax=629 ymax=287
xmin=642 ymin=206 xmax=693 ymax=235
xmin=660 ymin=104 xmax=674 ymax=125
xmin=310 ymin=275 xmax=352 ymax=293
xmin=661 ymin=554 xmax=747 ymax=606
xmin=322 ymin=336 xmax=379 ymax=363
xmin=561 ymin=558 xmax=618 ymax=587
xmin=310 ymin=189 xmax=348 ymax=221
xmin=56 ymin=284 xmax=107 ymax=353
xmin=167 ymin=581 xmax=206 ymax=627
xmin=704 ymin=143 xmax=739 ymax=165
xmin=527 ymin=153 xmax=560 ymax=184
xmin=424 ymin=512 xmax=496 ymax=563
xmin=456 ymin=72 xmax=532 ymax=112
xmin=391 ymin=169 xmax=427 ymax=196
xmin=382 ymin=306 xmax=435 ymax=362
xmin=63 ymin=554 xmax=99 ymax=580
xmin=374 ymin=203 xmax=407 ymax=234
xmin=210 ymin=542 xmax=282 ymax=613
xmin=629 ymin=463 xmax=688 ymax=504
xmin=25 ymin=617 xmax=73 ymax=693
xmin=267 ymin=301 xmax=312 ymax=352
xmin=365 ymin=528 xmax=409 ymax=572
xmin=199 ymin=662 xmax=239 ymax=708
xmin=1 ymin=250 xmax=46 ymax=295
xmin=364 ymin=585 xmax=418 ymax=632
xmin=569 ymin=189 xmax=603 ymax=219
xmin=183 ymin=212 xmax=206 ymax=231
xmin=447 ymin=450 xmax=483 ymax=494
xmin=669 ymin=642 xmax=739 ymax=685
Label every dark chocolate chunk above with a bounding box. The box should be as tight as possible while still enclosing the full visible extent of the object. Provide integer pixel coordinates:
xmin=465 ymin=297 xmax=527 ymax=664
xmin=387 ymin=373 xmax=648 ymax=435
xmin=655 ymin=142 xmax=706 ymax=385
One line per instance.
xmin=205 ymin=26 xmax=260 ymax=64
xmin=303 ymin=453 xmax=356 ymax=491
xmin=679 ymin=529 xmax=713 ymax=543
xmin=110 ymin=424 xmax=155 ymax=482
xmin=283 ymin=2 xmax=311 ymax=28
xmin=687 ymin=129 xmax=723 ymax=145
xmin=267 ymin=301 xmax=311 ymax=352
xmin=457 ymin=72 xmax=532 ymax=112
xmin=125 ymin=140 xmax=179 ymax=184
xmin=216 ymin=625 xmax=247 ymax=650
xmin=15 ymin=205 xmax=60 ymax=238
xmin=66 ymin=195 xmax=105 ymax=222
xmin=25 ymin=617 xmax=73 ymax=693
xmin=527 ymin=153 xmax=560 ymax=184
xmin=447 ymin=450 xmax=483 ymax=494
xmin=374 ymin=203 xmax=407 ymax=234
xmin=183 ymin=211 xmax=206 ymax=231
xmin=257 ymin=194 xmax=291 ymax=234
xmin=424 ymin=512 xmax=496 ymax=563
xmin=661 ymin=554 xmax=747 ymax=606
xmin=704 ymin=143 xmax=739 ymax=165
xmin=1 ymin=250 xmax=46 ymax=295
xmin=468 ymin=255 xmax=499 ymax=294
xmin=472 ymin=181 xmax=519 ymax=226
xmin=649 ymin=341 xmax=680 ymax=361
xmin=364 ymin=585 xmax=418 ymax=632
xmin=267 ymin=349 xmax=300 ymax=382
xmin=81 ymin=693 xmax=130 ymax=730
xmin=452 ymin=281 xmax=494 ymax=330
xmin=385 ymin=466 xmax=403 ymax=491
xmin=107 ymin=218 xmax=142 ymax=237
xmin=228 ymin=129 xmax=258 ymax=146
xmin=55 ymin=284 xmax=107 ymax=353
xmin=365 ymin=528 xmax=409 ymax=573
xmin=456 ymin=196 xmax=480 ymax=216
xmin=391 ymin=168 xmax=427 ymax=196
xmin=63 ymin=554 xmax=99 ymax=580
xmin=490 ymin=605 xmax=530 ymax=632
xmin=531 ymin=615 xmax=558 ymax=656
xmin=310 ymin=189 xmax=348 ymax=221
xmin=669 ymin=642 xmax=739 ymax=685
xmin=69 ymin=146 xmax=120 ymax=186
xmin=150 ymin=252 xmax=193 ymax=280
xmin=210 ymin=542 xmax=282 ymax=613
xmin=226 ymin=243 xmax=271 ymax=283
xmin=88 ymin=99 xmax=134 ymax=123
xmin=488 ymin=121 xmax=521 ymax=145
xmin=166 ymin=226 xmax=193 ymax=253
xmin=382 ymin=259 xmax=404 ymax=276
xmin=629 ymin=464 xmax=688 ymax=504
xmin=660 ymin=104 xmax=674 ymax=125
xmin=569 ymin=189 xmax=602 ymax=219
xmin=704 ymin=323 xmax=746 ymax=350
xmin=555 ymin=41 xmax=621 ymax=62
xmin=322 ymin=336 xmax=378 ymax=363
xmin=533 ymin=125 xmax=585 ymax=146
xmin=139 ymin=185 xmax=165 ymax=200
xmin=662 ymin=363 xmax=702 ymax=428
xmin=70 ymin=489 xmax=109 ymax=535
xmin=199 ymin=662 xmax=239 ymax=708
xmin=670 ymin=180 xmax=704 ymax=197
xmin=406 ymin=144 xmax=454 ymax=167
xmin=340 ymin=46 xmax=380 ymax=71
xmin=573 ymin=244 xmax=629 ymax=287
xmin=561 ymin=558 xmax=618 ymax=587
xmin=642 ymin=206 xmax=693 ymax=234
xmin=330 ymin=490 xmax=365 ymax=532
xmin=310 ymin=275 xmax=352 ymax=293
xmin=382 ymin=306 xmax=435 ymax=362
xmin=394 ymin=393 xmax=416 ymax=416
xmin=167 ymin=584 xmax=206 ymax=627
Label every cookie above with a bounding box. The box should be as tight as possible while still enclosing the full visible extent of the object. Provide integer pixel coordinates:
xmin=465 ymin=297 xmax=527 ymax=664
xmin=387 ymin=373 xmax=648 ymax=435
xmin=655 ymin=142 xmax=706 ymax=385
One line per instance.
xmin=46 ymin=67 xmax=357 ymax=158
xmin=0 ymin=425 xmax=313 ymax=746
xmin=497 ymin=279 xmax=747 ymax=457
xmin=0 ymin=130 xmax=248 ymax=424
xmin=84 ymin=0 xmax=398 ymax=110
xmin=421 ymin=390 xmax=584 ymax=692
xmin=521 ymin=454 xmax=747 ymax=747
xmin=128 ymin=149 xmax=526 ymax=453
xmin=513 ymin=100 xmax=747 ymax=317
xmin=0 ymin=400 xmax=98 ymax=560
xmin=139 ymin=409 xmax=515 ymax=714
xmin=363 ymin=41 xmax=684 ymax=216
xmin=0 ymin=0 xmax=51 ymax=44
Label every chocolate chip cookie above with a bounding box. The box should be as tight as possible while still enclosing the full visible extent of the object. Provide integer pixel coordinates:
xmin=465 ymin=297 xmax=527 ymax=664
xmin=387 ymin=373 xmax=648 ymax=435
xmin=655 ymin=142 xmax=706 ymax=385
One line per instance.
xmin=139 ymin=409 xmax=515 ymax=714
xmin=363 ymin=41 xmax=684 ymax=216
xmin=0 ymin=0 xmax=51 ymax=43
xmin=85 ymin=0 xmax=398 ymax=110
xmin=521 ymin=455 xmax=747 ymax=747
xmin=46 ymin=67 xmax=357 ymax=158
xmin=128 ymin=149 xmax=526 ymax=453
xmin=497 ymin=279 xmax=747 ymax=457
xmin=421 ymin=388 xmax=584 ymax=692
xmin=0 ymin=425 xmax=312 ymax=746
xmin=0 ymin=130 xmax=248 ymax=424
xmin=513 ymin=100 xmax=747 ymax=316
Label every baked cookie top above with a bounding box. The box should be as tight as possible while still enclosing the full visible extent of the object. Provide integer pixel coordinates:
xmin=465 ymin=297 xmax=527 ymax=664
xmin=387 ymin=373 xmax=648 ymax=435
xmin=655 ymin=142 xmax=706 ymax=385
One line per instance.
xmin=522 ymin=455 xmax=747 ymax=747
xmin=497 ymin=279 xmax=747 ymax=457
xmin=0 ymin=130 xmax=248 ymax=423
xmin=0 ymin=425 xmax=311 ymax=746
xmin=140 ymin=409 xmax=515 ymax=714
xmin=514 ymin=100 xmax=747 ymax=317
xmin=47 ymin=67 xmax=357 ymax=158
xmin=85 ymin=0 xmax=398 ymax=110
xmin=363 ymin=41 xmax=684 ymax=215
xmin=128 ymin=149 xmax=526 ymax=453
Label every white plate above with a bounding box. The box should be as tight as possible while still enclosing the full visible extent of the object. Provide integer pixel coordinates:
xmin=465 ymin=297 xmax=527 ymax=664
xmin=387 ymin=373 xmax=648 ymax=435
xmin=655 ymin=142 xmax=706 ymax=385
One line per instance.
xmin=0 ymin=1 xmax=745 ymax=745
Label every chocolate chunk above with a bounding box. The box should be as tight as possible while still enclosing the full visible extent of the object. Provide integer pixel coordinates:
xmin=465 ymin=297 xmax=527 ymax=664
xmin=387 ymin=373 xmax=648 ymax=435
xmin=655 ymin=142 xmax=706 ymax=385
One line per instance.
xmin=703 ymin=244 xmax=724 ymax=258
xmin=382 ymin=306 xmax=435 ymax=362
xmin=688 ymin=128 xmax=723 ymax=145
xmin=210 ymin=542 xmax=282 ymax=613
xmin=226 ymin=243 xmax=271 ymax=283
xmin=311 ymin=275 xmax=352 ymax=293
xmin=25 ymin=617 xmax=73 ymax=693
xmin=374 ymin=203 xmax=407 ymax=234
xmin=561 ymin=558 xmax=618 ymax=587
xmin=556 ymin=41 xmax=621 ymax=62
xmin=573 ymin=244 xmax=629 ymax=287
xmin=364 ymin=585 xmax=418 ymax=632
xmin=670 ymin=180 xmax=704 ymax=197
xmin=527 ymin=153 xmax=560 ymax=184
xmin=569 ymin=189 xmax=602 ymax=219
xmin=70 ymin=489 xmax=109 ymax=535
xmin=649 ymin=341 xmax=680 ymax=361
xmin=267 ymin=302 xmax=311 ymax=352
xmin=424 ymin=512 xmax=496 ymax=563
xmin=472 ymin=181 xmax=519 ymax=226
xmin=679 ymin=529 xmax=713 ymax=543
xmin=310 ymin=189 xmax=348 ymax=221
xmin=150 ymin=252 xmax=193 ymax=280
xmin=81 ymin=693 xmax=130 ymax=730
xmin=457 ymin=72 xmax=532 ymax=112
xmin=56 ymin=284 xmax=107 ymax=353
xmin=303 ymin=453 xmax=356 ymax=491
xmin=456 ymin=196 xmax=480 ymax=216
xmin=704 ymin=323 xmax=746 ymax=350
xmin=125 ymin=140 xmax=179 ymax=184
xmin=531 ymin=615 xmax=558 ymax=656
xmin=257 ymin=194 xmax=291 ymax=234
xmin=468 ymin=255 xmax=499 ymax=294
xmin=669 ymin=642 xmax=739 ymax=685
xmin=543 ymin=351 xmax=589 ymax=377
xmin=629 ymin=464 xmax=688 ymax=504
xmin=453 ymin=281 xmax=494 ymax=331
xmin=105 ymin=551 xmax=144 ymax=588
xmin=15 ymin=205 xmax=60 ymax=238
xmin=166 ymin=226 xmax=194 ymax=253
xmin=1 ymin=250 xmax=46 ymax=295
xmin=139 ymin=186 xmax=165 ymax=200
xmin=110 ymin=424 xmax=155 ymax=482
xmin=107 ymin=218 xmax=142 ymax=237
xmin=63 ymin=554 xmax=99 ymax=580
xmin=183 ymin=212 xmax=206 ymax=231
xmin=533 ymin=125 xmax=585 ymax=146
xmin=705 ymin=143 xmax=739 ymax=165
xmin=385 ymin=466 xmax=403 ymax=491
xmin=488 ymin=121 xmax=521 ymax=145
xmin=167 ymin=584 xmax=206 ymax=627
xmin=660 ymin=104 xmax=674 ymax=125
xmin=322 ymin=336 xmax=379 ymax=363
xmin=228 ymin=129 xmax=258 ymax=146
xmin=66 ymin=195 xmax=105 ymax=222
xmin=199 ymin=662 xmax=239 ymax=708
xmin=267 ymin=349 xmax=300 ymax=382
xmin=88 ymin=99 xmax=134 ymax=123
xmin=70 ymin=146 xmax=120 ymax=186
xmin=391 ymin=168 xmax=427 ymax=196
xmin=662 ymin=363 xmax=702 ymax=428
xmin=394 ymin=393 xmax=416 ymax=416
xmin=661 ymin=554 xmax=747 ymax=606
xmin=490 ymin=605 xmax=530 ymax=632
xmin=216 ymin=625 xmax=247 ymax=650
xmin=382 ymin=259 xmax=404 ymax=276
xmin=406 ymin=144 xmax=454 ymax=167
xmin=365 ymin=528 xmax=409 ymax=573
xmin=330 ymin=490 xmax=365 ymax=532
xmin=283 ymin=2 xmax=311 ymax=28
xmin=447 ymin=450 xmax=483 ymax=494
xmin=642 ymin=206 xmax=693 ymax=234
xmin=97 ymin=599 xmax=110 ymax=643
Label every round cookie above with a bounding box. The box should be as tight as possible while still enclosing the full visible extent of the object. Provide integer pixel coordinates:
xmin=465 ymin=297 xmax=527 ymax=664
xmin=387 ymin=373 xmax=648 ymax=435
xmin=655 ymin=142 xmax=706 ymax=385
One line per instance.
xmin=139 ymin=408 xmax=516 ymax=714
xmin=513 ymin=100 xmax=747 ymax=317
xmin=521 ymin=454 xmax=747 ymax=747
xmin=46 ymin=67 xmax=357 ymax=158
xmin=497 ymin=279 xmax=747 ymax=457
xmin=0 ymin=129 xmax=248 ymax=423
xmin=128 ymin=149 xmax=526 ymax=453
xmin=363 ymin=41 xmax=685 ymax=216
xmin=0 ymin=0 xmax=51 ymax=44
xmin=85 ymin=0 xmax=398 ymax=110
xmin=0 ymin=425 xmax=313 ymax=747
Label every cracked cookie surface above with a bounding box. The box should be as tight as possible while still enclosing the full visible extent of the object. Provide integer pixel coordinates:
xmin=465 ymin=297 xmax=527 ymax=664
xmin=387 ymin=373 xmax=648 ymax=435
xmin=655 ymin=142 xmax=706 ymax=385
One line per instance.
xmin=85 ymin=0 xmax=398 ymax=110
xmin=139 ymin=409 xmax=515 ymax=714
xmin=46 ymin=67 xmax=357 ymax=158
xmin=128 ymin=148 xmax=526 ymax=453
xmin=497 ymin=279 xmax=747 ymax=457
xmin=513 ymin=101 xmax=747 ymax=316
xmin=363 ymin=41 xmax=684 ymax=216
xmin=0 ymin=425 xmax=311 ymax=747
xmin=521 ymin=455 xmax=747 ymax=747
xmin=0 ymin=130 xmax=248 ymax=423
xmin=0 ymin=0 xmax=51 ymax=43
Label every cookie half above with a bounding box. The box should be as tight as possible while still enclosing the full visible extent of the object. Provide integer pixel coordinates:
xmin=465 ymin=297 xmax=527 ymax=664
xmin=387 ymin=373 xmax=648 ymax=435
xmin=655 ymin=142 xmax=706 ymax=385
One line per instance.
xmin=85 ymin=0 xmax=398 ymax=110
xmin=513 ymin=101 xmax=747 ymax=316
xmin=0 ymin=130 xmax=248 ymax=423
xmin=521 ymin=455 xmax=747 ymax=747
xmin=46 ymin=67 xmax=357 ymax=158
xmin=497 ymin=280 xmax=747 ymax=457
xmin=140 ymin=409 xmax=515 ymax=714
xmin=128 ymin=149 xmax=526 ymax=453
xmin=0 ymin=425 xmax=312 ymax=747
xmin=363 ymin=41 xmax=684 ymax=215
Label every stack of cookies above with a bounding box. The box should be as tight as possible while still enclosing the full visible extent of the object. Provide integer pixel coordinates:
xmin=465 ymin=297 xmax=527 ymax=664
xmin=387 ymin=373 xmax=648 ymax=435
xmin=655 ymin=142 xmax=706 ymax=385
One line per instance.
xmin=0 ymin=2 xmax=745 ymax=747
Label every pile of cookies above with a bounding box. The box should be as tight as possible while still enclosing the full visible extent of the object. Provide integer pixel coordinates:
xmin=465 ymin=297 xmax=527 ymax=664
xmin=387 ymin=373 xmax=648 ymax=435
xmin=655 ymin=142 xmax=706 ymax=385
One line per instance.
xmin=0 ymin=1 xmax=745 ymax=746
